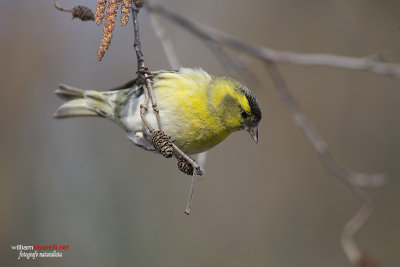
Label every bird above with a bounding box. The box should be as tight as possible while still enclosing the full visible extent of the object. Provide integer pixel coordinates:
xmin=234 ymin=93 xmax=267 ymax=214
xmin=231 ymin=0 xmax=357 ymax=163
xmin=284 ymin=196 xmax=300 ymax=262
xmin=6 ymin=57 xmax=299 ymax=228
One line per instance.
xmin=54 ymin=67 xmax=262 ymax=156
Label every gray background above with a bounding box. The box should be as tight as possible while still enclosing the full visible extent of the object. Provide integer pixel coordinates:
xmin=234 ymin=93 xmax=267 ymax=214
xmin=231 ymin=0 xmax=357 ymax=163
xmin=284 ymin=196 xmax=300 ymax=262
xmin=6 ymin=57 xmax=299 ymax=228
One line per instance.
xmin=1 ymin=0 xmax=399 ymax=266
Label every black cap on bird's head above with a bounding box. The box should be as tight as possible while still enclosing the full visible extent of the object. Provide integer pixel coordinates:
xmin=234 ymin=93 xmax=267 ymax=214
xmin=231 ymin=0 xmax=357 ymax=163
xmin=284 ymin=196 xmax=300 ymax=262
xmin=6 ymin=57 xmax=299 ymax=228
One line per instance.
xmin=240 ymin=87 xmax=262 ymax=143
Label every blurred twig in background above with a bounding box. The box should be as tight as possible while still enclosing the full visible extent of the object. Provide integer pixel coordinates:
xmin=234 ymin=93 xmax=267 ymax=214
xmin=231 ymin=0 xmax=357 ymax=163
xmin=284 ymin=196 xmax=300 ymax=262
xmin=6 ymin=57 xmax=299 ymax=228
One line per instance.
xmin=147 ymin=2 xmax=400 ymax=80
xmin=145 ymin=2 xmax=394 ymax=266
xmin=53 ymin=0 xmax=399 ymax=264
xmin=264 ymin=61 xmax=378 ymax=267
xmin=149 ymin=12 xmax=180 ymax=69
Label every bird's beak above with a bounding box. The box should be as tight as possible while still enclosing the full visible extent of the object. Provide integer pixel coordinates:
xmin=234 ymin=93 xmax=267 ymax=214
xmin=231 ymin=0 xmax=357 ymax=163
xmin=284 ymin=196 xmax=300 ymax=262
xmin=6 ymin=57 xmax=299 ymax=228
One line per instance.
xmin=245 ymin=125 xmax=258 ymax=143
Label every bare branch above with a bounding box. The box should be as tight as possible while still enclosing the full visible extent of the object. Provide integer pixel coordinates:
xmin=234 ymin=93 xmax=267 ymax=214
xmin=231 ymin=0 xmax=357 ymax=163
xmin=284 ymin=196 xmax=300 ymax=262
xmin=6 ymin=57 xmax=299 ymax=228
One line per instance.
xmin=147 ymin=3 xmax=400 ymax=80
xmin=185 ymin=173 xmax=198 ymax=215
xmin=264 ymin=61 xmax=380 ymax=266
xmin=204 ymin=40 xmax=260 ymax=86
xmin=132 ymin=5 xmax=145 ymax=71
xmin=149 ymin=12 xmax=181 ymax=69
xmin=149 ymin=9 xmax=210 ymax=175
xmin=132 ymin=2 xmax=203 ymax=215
xmin=54 ymin=0 xmax=73 ymax=13
xmin=132 ymin=5 xmax=166 ymax=139
xmin=264 ymin=62 xmax=385 ymax=189
xmin=341 ymin=204 xmax=376 ymax=266
xmin=146 ymin=2 xmax=389 ymax=261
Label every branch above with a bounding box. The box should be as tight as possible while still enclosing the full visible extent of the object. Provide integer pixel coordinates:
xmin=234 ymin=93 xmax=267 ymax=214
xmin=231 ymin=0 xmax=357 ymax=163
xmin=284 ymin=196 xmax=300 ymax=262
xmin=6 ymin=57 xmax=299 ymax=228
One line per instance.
xmin=264 ymin=61 xmax=379 ymax=266
xmin=263 ymin=62 xmax=385 ymax=189
xmin=146 ymin=2 xmax=388 ymax=264
xmin=149 ymin=10 xmax=204 ymax=212
xmin=149 ymin=12 xmax=181 ymax=69
xmin=147 ymin=2 xmax=400 ymax=80
xmin=132 ymin=1 xmax=203 ymax=215
xmin=204 ymin=40 xmax=260 ymax=87
xmin=55 ymin=0 xmax=204 ymax=214
xmin=147 ymin=2 xmax=386 ymax=188
xmin=341 ymin=204 xmax=377 ymax=267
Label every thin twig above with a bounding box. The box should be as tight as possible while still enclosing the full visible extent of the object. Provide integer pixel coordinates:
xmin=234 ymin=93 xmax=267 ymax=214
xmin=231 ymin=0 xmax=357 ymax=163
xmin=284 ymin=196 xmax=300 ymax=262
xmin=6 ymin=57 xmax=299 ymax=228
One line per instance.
xmin=147 ymin=2 xmax=400 ymax=80
xmin=146 ymin=5 xmax=389 ymax=256
xmin=149 ymin=12 xmax=181 ymax=69
xmin=54 ymin=0 xmax=73 ymax=13
xmin=132 ymin=6 xmax=153 ymax=132
xmin=264 ymin=61 xmax=379 ymax=266
xmin=147 ymin=80 xmax=163 ymax=131
xmin=341 ymin=204 xmax=375 ymax=266
xmin=132 ymin=5 xmax=145 ymax=71
xmin=132 ymin=4 xmax=163 ymax=131
xmin=132 ymin=1 xmax=203 ymax=214
xmin=139 ymin=91 xmax=153 ymax=132
xmin=148 ymin=1 xmax=386 ymax=258
xmin=172 ymin=144 xmax=203 ymax=176
xmin=263 ymin=61 xmax=385 ymax=189
xmin=148 ymin=7 xmax=206 ymax=174
xmin=184 ymin=173 xmax=198 ymax=215
xmin=149 ymin=10 xmax=209 ymax=173
xmin=205 ymin=40 xmax=259 ymax=87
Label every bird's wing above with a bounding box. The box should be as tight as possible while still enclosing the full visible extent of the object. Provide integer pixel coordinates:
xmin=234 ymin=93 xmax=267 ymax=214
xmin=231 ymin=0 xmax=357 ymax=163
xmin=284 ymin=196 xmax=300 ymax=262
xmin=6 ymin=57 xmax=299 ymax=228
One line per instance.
xmin=109 ymin=78 xmax=138 ymax=91
xmin=108 ymin=70 xmax=179 ymax=91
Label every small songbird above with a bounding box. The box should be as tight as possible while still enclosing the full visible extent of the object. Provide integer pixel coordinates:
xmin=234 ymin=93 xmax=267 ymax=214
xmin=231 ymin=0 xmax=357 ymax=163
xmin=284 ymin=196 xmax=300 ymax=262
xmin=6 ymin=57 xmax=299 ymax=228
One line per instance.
xmin=54 ymin=68 xmax=261 ymax=155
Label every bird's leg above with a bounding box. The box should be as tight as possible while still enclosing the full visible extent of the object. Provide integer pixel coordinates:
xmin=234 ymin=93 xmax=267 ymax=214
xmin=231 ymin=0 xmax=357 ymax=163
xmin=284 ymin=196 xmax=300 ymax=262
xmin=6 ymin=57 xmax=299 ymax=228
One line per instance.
xmin=137 ymin=67 xmax=152 ymax=77
xmin=145 ymin=79 xmax=162 ymax=130
xmin=137 ymin=67 xmax=162 ymax=131
xmin=138 ymin=81 xmax=155 ymax=132
xmin=127 ymin=132 xmax=155 ymax=151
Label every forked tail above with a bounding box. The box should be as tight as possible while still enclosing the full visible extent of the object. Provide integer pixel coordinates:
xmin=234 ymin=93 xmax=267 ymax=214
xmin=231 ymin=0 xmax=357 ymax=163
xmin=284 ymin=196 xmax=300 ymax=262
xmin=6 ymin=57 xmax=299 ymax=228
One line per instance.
xmin=54 ymin=84 xmax=116 ymax=120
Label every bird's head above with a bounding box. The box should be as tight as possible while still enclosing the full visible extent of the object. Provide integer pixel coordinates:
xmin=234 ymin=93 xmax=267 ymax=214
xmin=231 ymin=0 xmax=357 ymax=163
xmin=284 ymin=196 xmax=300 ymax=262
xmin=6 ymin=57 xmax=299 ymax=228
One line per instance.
xmin=208 ymin=77 xmax=262 ymax=143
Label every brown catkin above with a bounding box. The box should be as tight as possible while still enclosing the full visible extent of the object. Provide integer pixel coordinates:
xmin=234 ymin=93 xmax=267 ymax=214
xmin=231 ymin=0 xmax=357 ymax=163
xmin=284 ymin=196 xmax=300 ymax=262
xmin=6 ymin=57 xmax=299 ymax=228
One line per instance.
xmin=97 ymin=0 xmax=120 ymax=61
xmin=72 ymin=6 xmax=95 ymax=21
xmin=95 ymin=0 xmax=107 ymax=25
xmin=177 ymin=157 xmax=194 ymax=176
xmin=151 ymin=130 xmax=173 ymax=158
xmin=121 ymin=0 xmax=132 ymax=26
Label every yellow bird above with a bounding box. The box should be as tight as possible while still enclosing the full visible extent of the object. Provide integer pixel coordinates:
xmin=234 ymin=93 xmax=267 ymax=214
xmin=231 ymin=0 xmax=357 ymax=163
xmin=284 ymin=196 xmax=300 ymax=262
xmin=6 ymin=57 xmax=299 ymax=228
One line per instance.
xmin=54 ymin=68 xmax=261 ymax=155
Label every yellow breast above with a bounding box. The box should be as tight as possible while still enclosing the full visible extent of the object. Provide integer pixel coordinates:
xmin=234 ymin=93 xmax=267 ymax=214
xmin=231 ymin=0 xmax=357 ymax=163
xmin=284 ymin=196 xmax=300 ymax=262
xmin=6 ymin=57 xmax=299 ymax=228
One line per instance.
xmin=153 ymin=68 xmax=234 ymax=154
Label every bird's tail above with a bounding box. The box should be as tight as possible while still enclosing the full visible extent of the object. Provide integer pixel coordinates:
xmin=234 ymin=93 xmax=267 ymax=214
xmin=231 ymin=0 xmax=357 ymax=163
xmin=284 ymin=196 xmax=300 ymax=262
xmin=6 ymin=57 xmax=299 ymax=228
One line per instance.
xmin=54 ymin=84 xmax=118 ymax=120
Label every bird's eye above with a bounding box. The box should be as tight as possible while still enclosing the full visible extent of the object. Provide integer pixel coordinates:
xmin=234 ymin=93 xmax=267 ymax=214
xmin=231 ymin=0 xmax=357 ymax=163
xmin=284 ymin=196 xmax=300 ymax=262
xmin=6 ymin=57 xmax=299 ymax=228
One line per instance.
xmin=241 ymin=111 xmax=249 ymax=119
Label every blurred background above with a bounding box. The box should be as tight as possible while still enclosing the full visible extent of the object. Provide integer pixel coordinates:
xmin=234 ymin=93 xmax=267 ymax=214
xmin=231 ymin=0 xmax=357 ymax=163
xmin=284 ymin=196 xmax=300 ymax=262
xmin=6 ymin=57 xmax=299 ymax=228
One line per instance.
xmin=1 ymin=0 xmax=399 ymax=266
